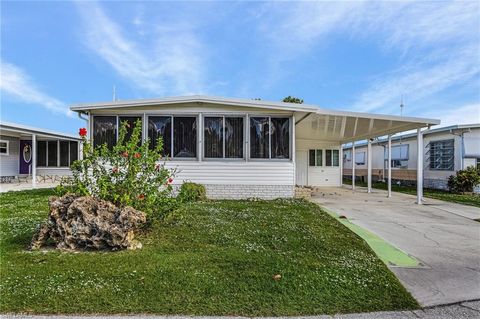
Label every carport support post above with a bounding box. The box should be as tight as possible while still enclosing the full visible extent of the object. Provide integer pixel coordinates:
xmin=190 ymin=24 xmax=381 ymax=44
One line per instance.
xmin=416 ymin=128 xmax=423 ymax=204
xmin=32 ymin=134 xmax=36 ymax=188
xmin=339 ymin=145 xmax=343 ymax=187
xmin=387 ymin=135 xmax=392 ymax=198
xmin=352 ymin=142 xmax=356 ymax=190
xmin=367 ymin=139 xmax=372 ymax=193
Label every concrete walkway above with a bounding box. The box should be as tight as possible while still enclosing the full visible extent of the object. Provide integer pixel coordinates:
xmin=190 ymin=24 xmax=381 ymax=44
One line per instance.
xmin=0 ymin=182 xmax=58 ymax=193
xmin=2 ymin=300 xmax=479 ymax=318
xmin=311 ymin=186 xmax=480 ymax=307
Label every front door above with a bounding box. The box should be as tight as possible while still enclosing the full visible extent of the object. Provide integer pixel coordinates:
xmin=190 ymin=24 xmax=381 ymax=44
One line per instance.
xmin=295 ymin=150 xmax=308 ymax=186
xmin=19 ymin=140 xmax=32 ymax=174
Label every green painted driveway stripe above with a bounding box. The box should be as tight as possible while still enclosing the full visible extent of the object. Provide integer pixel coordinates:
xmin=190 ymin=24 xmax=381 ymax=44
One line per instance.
xmin=323 ymin=208 xmax=419 ymax=267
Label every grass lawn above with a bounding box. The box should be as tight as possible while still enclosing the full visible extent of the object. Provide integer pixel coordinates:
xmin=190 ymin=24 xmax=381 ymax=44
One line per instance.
xmin=343 ymin=179 xmax=480 ymax=208
xmin=0 ymin=189 xmax=418 ymax=315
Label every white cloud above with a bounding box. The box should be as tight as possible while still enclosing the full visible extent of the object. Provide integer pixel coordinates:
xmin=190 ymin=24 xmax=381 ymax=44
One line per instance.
xmin=256 ymin=1 xmax=480 ymax=115
xmin=422 ymin=103 xmax=480 ymax=128
xmin=0 ymin=61 xmax=72 ymax=116
xmin=351 ymin=45 xmax=480 ymax=113
xmin=75 ymin=1 xmax=206 ymax=96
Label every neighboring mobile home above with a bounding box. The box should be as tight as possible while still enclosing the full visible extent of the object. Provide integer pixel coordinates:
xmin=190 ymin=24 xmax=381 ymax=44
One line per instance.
xmin=0 ymin=122 xmax=81 ymax=185
xmin=343 ymin=124 xmax=480 ymax=190
xmin=71 ymin=95 xmax=440 ymax=200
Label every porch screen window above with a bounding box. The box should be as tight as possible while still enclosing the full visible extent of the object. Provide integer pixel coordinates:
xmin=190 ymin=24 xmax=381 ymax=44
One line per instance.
xmin=148 ymin=116 xmax=172 ymax=157
xmin=69 ymin=141 xmax=78 ymax=164
xmin=428 ymin=139 xmax=454 ymax=170
xmin=37 ymin=140 xmax=78 ymax=167
xmin=204 ymin=117 xmax=223 ymax=158
xmin=250 ymin=117 xmax=290 ymax=159
xmin=173 ymin=117 xmax=197 ymax=158
xmin=325 ymin=149 xmax=339 ymax=167
xmin=271 ymin=118 xmax=289 ymax=159
xmin=60 ymin=141 xmax=69 ymax=166
xmin=37 ymin=141 xmax=47 ymax=166
xmin=204 ymin=116 xmax=244 ymax=159
xmin=225 ymin=117 xmax=244 ymax=158
xmin=119 ymin=116 xmax=142 ymax=144
xmin=309 ymin=149 xmax=322 ymax=166
xmin=93 ymin=116 xmax=117 ymax=149
xmin=250 ymin=117 xmax=269 ymax=158
xmin=47 ymin=141 xmax=58 ymax=167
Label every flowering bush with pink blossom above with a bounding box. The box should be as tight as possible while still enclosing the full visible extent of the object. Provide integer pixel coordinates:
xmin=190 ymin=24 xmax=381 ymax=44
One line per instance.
xmin=58 ymin=120 xmax=176 ymax=216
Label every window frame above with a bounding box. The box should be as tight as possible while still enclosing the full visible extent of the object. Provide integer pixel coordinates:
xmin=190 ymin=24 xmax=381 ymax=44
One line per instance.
xmin=309 ymin=149 xmax=323 ymax=167
xmin=0 ymin=139 xmax=9 ymax=155
xmin=428 ymin=139 xmax=455 ymax=171
xmin=249 ymin=115 xmax=292 ymax=161
xmin=325 ymin=149 xmax=340 ymax=167
xmin=118 ymin=115 xmax=143 ymax=144
xmin=203 ymin=114 xmax=246 ymax=161
xmin=147 ymin=114 xmax=198 ymax=160
xmin=93 ymin=112 xmax=293 ymax=162
xmin=355 ymin=151 xmax=366 ymax=165
xmin=36 ymin=139 xmax=78 ymax=168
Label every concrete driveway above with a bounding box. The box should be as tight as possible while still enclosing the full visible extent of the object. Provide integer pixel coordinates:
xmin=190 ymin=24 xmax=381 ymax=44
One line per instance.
xmin=311 ymin=187 xmax=480 ymax=307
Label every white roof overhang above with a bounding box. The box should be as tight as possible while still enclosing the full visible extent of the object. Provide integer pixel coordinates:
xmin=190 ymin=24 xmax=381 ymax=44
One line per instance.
xmin=70 ymin=95 xmax=319 ymax=113
xmin=0 ymin=122 xmax=80 ymax=140
xmin=69 ymin=95 xmax=440 ymax=143
xmin=294 ymin=109 xmax=440 ymax=143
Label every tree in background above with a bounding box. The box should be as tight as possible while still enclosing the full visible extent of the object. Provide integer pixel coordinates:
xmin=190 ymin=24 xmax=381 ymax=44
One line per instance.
xmin=282 ymin=96 xmax=304 ymax=104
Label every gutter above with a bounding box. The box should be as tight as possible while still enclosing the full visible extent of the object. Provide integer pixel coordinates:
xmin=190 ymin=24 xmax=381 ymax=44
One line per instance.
xmin=77 ymin=111 xmax=90 ymax=140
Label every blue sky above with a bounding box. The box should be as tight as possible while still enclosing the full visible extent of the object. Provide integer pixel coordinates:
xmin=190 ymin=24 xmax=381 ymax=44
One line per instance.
xmin=1 ymin=1 xmax=479 ymax=135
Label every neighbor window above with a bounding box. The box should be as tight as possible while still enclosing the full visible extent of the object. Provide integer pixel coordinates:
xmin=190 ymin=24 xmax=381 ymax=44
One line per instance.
xmin=204 ymin=116 xmax=244 ymax=159
xmin=428 ymin=139 xmax=454 ymax=170
xmin=355 ymin=152 xmax=365 ymax=165
xmin=93 ymin=116 xmax=117 ymax=149
xmin=250 ymin=117 xmax=290 ymax=159
xmin=309 ymin=149 xmax=323 ymax=166
xmin=385 ymin=144 xmax=409 ymax=168
xmin=477 ymin=158 xmax=480 ymax=170
xmin=325 ymin=149 xmax=339 ymax=167
xmin=37 ymin=140 xmax=78 ymax=167
xmin=0 ymin=140 xmax=9 ymax=155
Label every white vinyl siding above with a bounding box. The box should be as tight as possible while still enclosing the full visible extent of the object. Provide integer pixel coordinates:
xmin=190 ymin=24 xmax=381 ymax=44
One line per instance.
xmin=0 ymin=136 xmax=19 ymax=176
xmin=0 ymin=140 xmax=9 ymax=155
xmin=164 ymin=161 xmax=294 ymax=185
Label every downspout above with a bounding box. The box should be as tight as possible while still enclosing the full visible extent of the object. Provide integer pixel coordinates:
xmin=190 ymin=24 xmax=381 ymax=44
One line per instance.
xmin=78 ymin=111 xmax=90 ymax=139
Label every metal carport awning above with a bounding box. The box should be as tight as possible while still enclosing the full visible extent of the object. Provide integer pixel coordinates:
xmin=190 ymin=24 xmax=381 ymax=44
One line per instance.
xmin=294 ymin=109 xmax=439 ymax=142
xmin=294 ymin=109 xmax=440 ymax=205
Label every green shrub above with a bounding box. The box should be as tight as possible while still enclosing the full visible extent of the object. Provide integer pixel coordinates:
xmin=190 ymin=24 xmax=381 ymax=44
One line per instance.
xmin=177 ymin=182 xmax=207 ymax=203
xmin=59 ymin=120 xmax=175 ymax=216
xmin=447 ymin=166 xmax=480 ymax=194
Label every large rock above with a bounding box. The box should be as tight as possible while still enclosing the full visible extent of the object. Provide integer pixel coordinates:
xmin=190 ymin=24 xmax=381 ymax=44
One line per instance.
xmin=30 ymin=194 xmax=146 ymax=251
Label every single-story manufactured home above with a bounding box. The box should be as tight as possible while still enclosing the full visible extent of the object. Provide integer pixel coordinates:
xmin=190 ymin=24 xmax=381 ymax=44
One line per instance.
xmin=342 ymin=124 xmax=480 ymax=190
xmin=0 ymin=122 xmax=81 ymax=185
xmin=71 ymin=95 xmax=440 ymax=201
